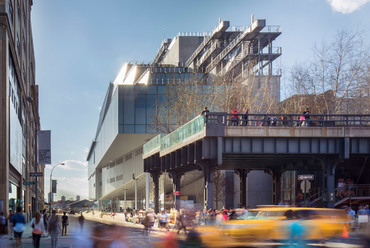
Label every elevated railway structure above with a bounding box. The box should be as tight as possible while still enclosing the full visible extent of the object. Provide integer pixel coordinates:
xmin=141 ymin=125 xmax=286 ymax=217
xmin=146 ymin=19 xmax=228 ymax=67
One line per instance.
xmin=143 ymin=113 xmax=370 ymax=213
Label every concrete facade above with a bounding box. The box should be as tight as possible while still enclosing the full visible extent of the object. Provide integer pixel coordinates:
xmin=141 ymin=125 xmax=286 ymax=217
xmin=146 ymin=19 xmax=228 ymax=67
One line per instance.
xmin=0 ymin=0 xmax=42 ymax=220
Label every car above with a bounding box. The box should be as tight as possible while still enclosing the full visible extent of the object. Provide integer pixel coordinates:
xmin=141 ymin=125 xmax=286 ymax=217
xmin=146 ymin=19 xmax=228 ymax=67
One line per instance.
xmin=197 ymin=207 xmax=350 ymax=247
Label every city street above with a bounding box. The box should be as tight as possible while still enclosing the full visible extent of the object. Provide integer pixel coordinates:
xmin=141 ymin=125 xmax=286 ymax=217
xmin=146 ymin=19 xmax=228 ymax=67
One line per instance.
xmin=0 ymin=212 xmax=369 ymax=247
xmin=0 ymin=215 xmax=164 ymax=248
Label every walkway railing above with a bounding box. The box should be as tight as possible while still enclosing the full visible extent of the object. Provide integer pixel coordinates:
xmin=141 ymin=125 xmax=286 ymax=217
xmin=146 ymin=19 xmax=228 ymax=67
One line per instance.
xmin=161 ymin=115 xmax=205 ymax=152
xmin=336 ymin=184 xmax=370 ymax=200
xmin=143 ymin=113 xmax=369 ymax=157
xmin=205 ymin=113 xmax=370 ymax=127
xmin=143 ymin=134 xmax=163 ymax=156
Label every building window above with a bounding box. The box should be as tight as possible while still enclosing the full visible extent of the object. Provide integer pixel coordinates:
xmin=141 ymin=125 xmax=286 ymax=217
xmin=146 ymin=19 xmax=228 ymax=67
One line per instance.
xmin=135 ymin=147 xmax=143 ymax=156
xmin=115 ymin=158 xmax=123 ymax=165
xmin=116 ymin=175 xmax=123 ymax=181
xmin=110 ymin=177 xmax=115 ymax=183
xmin=125 ymin=153 xmax=132 ymax=161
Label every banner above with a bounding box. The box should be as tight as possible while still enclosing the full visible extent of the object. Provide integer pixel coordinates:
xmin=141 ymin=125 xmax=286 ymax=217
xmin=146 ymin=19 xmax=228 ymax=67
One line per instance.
xmin=52 ymin=180 xmax=57 ymax=193
xmin=38 ymin=130 xmax=51 ymax=164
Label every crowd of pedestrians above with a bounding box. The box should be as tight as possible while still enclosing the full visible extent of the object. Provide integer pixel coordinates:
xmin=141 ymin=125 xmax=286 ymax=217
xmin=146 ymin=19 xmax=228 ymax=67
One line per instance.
xmin=200 ymin=106 xmax=317 ymax=127
xmin=0 ymin=208 xmax=79 ymax=248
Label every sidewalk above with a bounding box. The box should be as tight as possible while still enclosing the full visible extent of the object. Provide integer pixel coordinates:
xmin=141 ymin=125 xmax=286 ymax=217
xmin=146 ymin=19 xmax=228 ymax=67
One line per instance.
xmin=82 ymin=211 xmax=168 ymax=232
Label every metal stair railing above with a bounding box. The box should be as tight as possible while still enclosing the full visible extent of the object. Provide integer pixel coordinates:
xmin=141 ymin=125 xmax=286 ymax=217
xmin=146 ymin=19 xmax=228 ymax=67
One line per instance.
xmin=205 ymin=19 xmax=266 ymax=74
xmin=196 ymin=41 xmax=221 ymax=69
xmin=205 ymin=30 xmax=247 ymax=73
xmin=185 ymin=21 xmax=229 ymax=68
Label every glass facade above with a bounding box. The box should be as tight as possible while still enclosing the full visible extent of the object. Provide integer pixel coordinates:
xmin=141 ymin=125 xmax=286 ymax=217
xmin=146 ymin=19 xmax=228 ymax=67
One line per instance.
xmin=8 ymin=182 xmax=20 ymax=212
xmin=117 ymin=67 xmax=203 ymax=134
xmin=119 ymin=85 xmax=164 ymax=134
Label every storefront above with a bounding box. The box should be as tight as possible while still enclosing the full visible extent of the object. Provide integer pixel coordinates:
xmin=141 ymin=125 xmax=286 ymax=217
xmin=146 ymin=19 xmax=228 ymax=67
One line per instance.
xmin=8 ymin=181 xmax=22 ymax=213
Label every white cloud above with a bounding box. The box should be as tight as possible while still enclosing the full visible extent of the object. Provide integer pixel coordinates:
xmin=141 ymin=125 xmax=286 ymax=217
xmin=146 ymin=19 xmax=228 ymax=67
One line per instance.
xmin=326 ymin=0 xmax=370 ymax=14
xmin=44 ymin=161 xmax=88 ymax=201
xmin=54 ymin=176 xmax=88 ymax=200
xmin=45 ymin=159 xmax=87 ymax=171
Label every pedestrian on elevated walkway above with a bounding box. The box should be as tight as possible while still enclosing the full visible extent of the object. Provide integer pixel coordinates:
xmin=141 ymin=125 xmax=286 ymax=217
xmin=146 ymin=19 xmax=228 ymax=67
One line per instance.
xmin=232 ymin=108 xmax=239 ymax=126
xmin=242 ymin=107 xmax=249 ymax=126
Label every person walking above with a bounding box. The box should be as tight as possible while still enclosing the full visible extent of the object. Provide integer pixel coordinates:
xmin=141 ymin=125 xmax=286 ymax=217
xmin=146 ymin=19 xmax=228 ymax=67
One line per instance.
xmin=0 ymin=212 xmax=7 ymax=236
xmin=8 ymin=209 xmax=14 ymax=240
xmin=30 ymin=212 xmax=45 ymax=248
xmin=177 ymin=210 xmax=187 ymax=235
xmin=12 ymin=207 xmax=26 ymax=248
xmin=61 ymin=212 xmax=69 ymax=235
xmin=78 ymin=213 xmax=85 ymax=230
xmin=242 ymin=108 xmax=249 ymax=126
xmin=142 ymin=213 xmax=151 ymax=236
xmin=48 ymin=210 xmax=61 ymax=248
xmin=303 ymin=108 xmax=310 ymax=127
xmin=42 ymin=209 xmax=48 ymax=234
xmin=200 ymin=107 xmax=210 ymax=115
xmin=232 ymin=108 xmax=239 ymax=126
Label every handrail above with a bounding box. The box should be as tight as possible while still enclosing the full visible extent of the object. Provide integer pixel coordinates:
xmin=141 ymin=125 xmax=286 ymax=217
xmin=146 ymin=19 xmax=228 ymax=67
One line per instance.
xmin=160 ymin=115 xmax=205 ymax=153
xmin=218 ymin=46 xmax=282 ymax=76
xmin=143 ymin=134 xmax=164 ymax=157
xmin=205 ymin=19 xmax=265 ymax=74
xmin=185 ymin=21 xmax=229 ymax=68
xmin=203 ymin=113 xmax=370 ymax=127
xmin=196 ymin=41 xmax=221 ymax=69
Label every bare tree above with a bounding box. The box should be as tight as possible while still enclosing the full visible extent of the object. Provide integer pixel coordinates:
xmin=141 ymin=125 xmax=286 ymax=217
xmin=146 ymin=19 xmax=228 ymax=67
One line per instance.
xmin=289 ymin=29 xmax=369 ymax=114
xmin=151 ymin=60 xmax=282 ymax=133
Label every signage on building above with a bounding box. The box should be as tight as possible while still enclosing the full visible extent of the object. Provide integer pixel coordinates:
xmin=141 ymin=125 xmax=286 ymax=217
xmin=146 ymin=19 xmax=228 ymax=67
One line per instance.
xmin=173 ymin=191 xmax=180 ymax=195
xmin=38 ymin=130 xmax=51 ymax=164
xmin=298 ymin=174 xmax=314 ymax=180
xmin=51 ymin=180 xmax=57 ymax=193
xmin=23 ymin=181 xmax=36 ymax=185
xmin=30 ymin=172 xmax=43 ymax=177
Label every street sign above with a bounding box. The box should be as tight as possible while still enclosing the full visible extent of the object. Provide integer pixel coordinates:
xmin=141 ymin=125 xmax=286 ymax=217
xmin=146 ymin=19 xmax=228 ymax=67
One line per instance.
xmin=23 ymin=181 xmax=35 ymax=185
xmin=30 ymin=172 xmax=43 ymax=177
xmin=173 ymin=191 xmax=180 ymax=195
xmin=298 ymin=174 xmax=314 ymax=180
xmin=300 ymin=180 xmax=311 ymax=193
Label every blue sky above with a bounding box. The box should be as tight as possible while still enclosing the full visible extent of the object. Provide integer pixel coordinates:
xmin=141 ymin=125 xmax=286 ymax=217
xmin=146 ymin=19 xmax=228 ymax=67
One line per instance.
xmin=31 ymin=0 xmax=369 ymax=201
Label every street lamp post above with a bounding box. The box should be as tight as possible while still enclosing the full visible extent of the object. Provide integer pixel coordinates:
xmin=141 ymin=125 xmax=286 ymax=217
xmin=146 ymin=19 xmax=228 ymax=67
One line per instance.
xmin=50 ymin=162 xmax=65 ymax=204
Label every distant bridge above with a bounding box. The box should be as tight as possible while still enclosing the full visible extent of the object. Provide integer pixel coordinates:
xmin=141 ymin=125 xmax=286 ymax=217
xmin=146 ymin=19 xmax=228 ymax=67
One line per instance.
xmin=143 ymin=113 xmax=370 ymax=212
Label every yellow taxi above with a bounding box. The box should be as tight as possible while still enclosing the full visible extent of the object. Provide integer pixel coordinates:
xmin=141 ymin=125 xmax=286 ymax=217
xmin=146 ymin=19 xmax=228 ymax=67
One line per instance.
xmin=197 ymin=207 xmax=350 ymax=247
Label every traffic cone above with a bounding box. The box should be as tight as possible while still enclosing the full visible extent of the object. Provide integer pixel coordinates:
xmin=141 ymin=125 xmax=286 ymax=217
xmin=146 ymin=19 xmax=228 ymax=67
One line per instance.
xmin=342 ymin=225 xmax=349 ymax=238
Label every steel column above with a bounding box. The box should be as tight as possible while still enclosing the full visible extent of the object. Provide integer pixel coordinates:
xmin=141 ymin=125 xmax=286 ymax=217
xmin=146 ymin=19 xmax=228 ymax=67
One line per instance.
xmin=150 ymin=172 xmax=160 ymax=214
